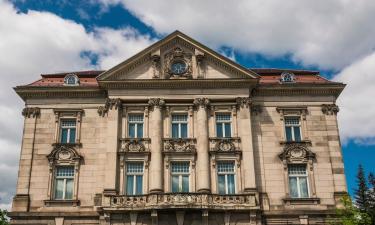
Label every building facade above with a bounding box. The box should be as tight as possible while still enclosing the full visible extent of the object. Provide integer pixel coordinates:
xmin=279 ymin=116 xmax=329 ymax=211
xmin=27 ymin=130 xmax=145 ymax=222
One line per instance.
xmin=10 ymin=31 xmax=347 ymax=225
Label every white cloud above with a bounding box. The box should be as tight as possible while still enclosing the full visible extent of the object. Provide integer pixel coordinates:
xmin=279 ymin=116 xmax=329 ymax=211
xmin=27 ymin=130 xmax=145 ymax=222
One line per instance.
xmin=0 ymin=0 xmax=155 ymax=207
xmin=98 ymin=0 xmax=375 ymax=71
xmin=334 ymin=52 xmax=375 ymax=144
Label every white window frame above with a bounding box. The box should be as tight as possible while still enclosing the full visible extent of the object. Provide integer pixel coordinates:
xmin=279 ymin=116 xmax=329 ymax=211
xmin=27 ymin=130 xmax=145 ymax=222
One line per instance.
xmin=288 ymin=164 xmax=310 ymax=198
xmin=128 ymin=114 xmax=144 ymax=138
xmin=125 ymin=162 xmax=144 ymax=195
xmin=59 ymin=118 xmax=77 ymax=144
xmin=54 ymin=166 xmax=75 ymax=200
xmin=284 ymin=116 xmax=302 ymax=141
xmin=170 ymin=161 xmax=190 ymax=193
xmin=216 ymin=161 xmax=236 ymax=195
xmin=171 ymin=114 xmax=188 ymax=138
xmin=215 ymin=113 xmax=232 ymax=138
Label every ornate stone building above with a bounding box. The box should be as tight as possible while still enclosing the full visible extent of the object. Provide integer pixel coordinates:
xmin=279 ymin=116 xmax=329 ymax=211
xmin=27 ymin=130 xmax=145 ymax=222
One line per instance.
xmin=10 ymin=31 xmax=347 ymax=225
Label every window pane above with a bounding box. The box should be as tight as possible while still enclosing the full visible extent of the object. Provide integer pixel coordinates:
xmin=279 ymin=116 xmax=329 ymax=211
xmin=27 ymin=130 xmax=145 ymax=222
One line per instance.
xmin=182 ymin=175 xmax=189 ymax=192
xmin=126 ymin=175 xmax=134 ymax=195
xmin=172 ymin=175 xmax=179 ymax=193
xmin=65 ymin=179 xmax=74 ymax=199
xmin=299 ymin=177 xmax=309 ymax=197
xmin=61 ymin=128 xmax=68 ymax=143
xmin=289 ymin=177 xmax=298 ymax=198
xmin=285 ymin=127 xmax=292 ymax=141
xmin=172 ymin=124 xmax=179 ymax=138
xmin=56 ymin=167 xmax=74 ymax=177
xmin=216 ymin=123 xmax=223 ymax=137
xmin=218 ymin=175 xmax=226 ymax=194
xmin=217 ymin=162 xmax=235 ymax=173
xmin=180 ymin=124 xmax=188 ymax=138
xmin=69 ymin=128 xmax=76 ymax=143
xmin=137 ymin=124 xmax=143 ymax=138
xmin=171 ymin=162 xmax=189 ymax=173
xmin=128 ymin=123 xmax=135 ymax=138
xmin=224 ymin=123 xmax=231 ymax=137
xmin=288 ymin=164 xmax=307 ymax=175
xmin=136 ymin=175 xmax=143 ymax=195
xmin=227 ymin=174 xmax=235 ymax=194
xmin=127 ymin=163 xmax=144 ymax=173
xmin=294 ymin=127 xmax=301 ymax=141
xmin=54 ymin=179 xmax=64 ymax=199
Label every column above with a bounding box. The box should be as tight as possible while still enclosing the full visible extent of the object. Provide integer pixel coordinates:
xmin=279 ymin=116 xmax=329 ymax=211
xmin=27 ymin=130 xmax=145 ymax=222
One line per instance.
xmin=103 ymin=98 xmax=122 ymax=195
xmin=236 ymin=97 xmax=257 ymax=192
xmin=194 ymin=98 xmax=211 ymax=193
xmin=148 ymin=98 xmax=165 ymax=193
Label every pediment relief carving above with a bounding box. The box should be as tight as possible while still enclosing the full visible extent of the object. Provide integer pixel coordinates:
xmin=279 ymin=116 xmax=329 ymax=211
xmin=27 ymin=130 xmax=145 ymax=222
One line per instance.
xmin=278 ymin=143 xmax=316 ymax=164
xmin=47 ymin=144 xmax=82 ymax=164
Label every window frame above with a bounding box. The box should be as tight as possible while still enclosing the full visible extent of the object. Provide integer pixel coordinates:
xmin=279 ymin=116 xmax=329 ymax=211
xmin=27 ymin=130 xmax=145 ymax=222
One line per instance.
xmin=215 ymin=113 xmax=232 ymax=138
xmin=288 ymin=164 xmax=310 ymax=198
xmin=53 ymin=166 xmax=75 ymax=200
xmin=171 ymin=114 xmax=189 ymax=139
xmin=125 ymin=161 xmax=144 ymax=195
xmin=59 ymin=118 xmax=77 ymax=144
xmin=216 ymin=161 xmax=236 ymax=195
xmin=127 ymin=114 xmax=144 ymax=138
xmin=284 ymin=116 xmax=302 ymax=142
xmin=170 ymin=161 xmax=190 ymax=193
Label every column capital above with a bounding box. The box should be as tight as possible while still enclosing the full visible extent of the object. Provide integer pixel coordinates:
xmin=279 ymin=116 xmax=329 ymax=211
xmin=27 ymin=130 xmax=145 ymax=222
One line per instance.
xmin=322 ymin=104 xmax=339 ymax=115
xmin=22 ymin=107 xmax=40 ymax=118
xmin=193 ymin=98 xmax=210 ymax=109
xmin=98 ymin=98 xmax=122 ymax=116
xmin=235 ymin=97 xmax=252 ymax=108
xmin=148 ymin=98 xmax=165 ymax=109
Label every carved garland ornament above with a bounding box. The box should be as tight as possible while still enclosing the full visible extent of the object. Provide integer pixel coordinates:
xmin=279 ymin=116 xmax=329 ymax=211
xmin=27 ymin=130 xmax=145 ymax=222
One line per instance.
xmin=22 ymin=107 xmax=40 ymax=118
xmin=164 ymin=139 xmax=196 ymax=152
xmin=47 ymin=144 xmax=82 ymax=166
xmin=321 ymin=104 xmax=339 ymax=115
xmin=214 ymin=139 xmax=236 ymax=152
xmin=98 ymin=98 xmax=122 ymax=116
xmin=164 ymin=47 xmax=193 ymax=78
xmin=121 ymin=139 xmax=146 ymax=152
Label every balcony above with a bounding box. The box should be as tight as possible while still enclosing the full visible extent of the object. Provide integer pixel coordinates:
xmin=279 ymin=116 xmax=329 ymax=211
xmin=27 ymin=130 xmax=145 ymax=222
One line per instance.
xmin=209 ymin=137 xmax=241 ymax=154
xmin=105 ymin=193 xmax=258 ymax=211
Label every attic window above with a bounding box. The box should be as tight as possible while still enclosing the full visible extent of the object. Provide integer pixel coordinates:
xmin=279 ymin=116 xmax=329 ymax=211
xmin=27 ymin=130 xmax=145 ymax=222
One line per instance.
xmin=281 ymin=72 xmax=295 ymax=83
xmin=64 ymin=74 xmax=79 ymax=86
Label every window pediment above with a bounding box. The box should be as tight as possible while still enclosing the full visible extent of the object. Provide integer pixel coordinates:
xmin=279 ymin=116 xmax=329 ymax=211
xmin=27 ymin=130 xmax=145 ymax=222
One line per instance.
xmin=47 ymin=144 xmax=82 ymax=164
xmin=279 ymin=143 xmax=316 ymax=164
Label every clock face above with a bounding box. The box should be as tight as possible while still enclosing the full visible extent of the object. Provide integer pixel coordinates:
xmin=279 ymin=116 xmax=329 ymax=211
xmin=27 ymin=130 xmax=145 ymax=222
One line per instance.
xmin=171 ymin=61 xmax=187 ymax=75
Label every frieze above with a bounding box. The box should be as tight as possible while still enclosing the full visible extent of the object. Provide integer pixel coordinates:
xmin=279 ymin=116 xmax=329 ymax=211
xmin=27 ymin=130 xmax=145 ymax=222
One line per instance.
xmin=321 ymin=104 xmax=339 ymax=115
xmin=22 ymin=107 xmax=40 ymax=118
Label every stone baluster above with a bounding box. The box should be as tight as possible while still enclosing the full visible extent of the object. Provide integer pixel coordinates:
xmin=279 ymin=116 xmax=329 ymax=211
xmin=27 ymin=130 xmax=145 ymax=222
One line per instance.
xmin=236 ymin=97 xmax=257 ymax=192
xmin=148 ymin=98 xmax=165 ymax=193
xmin=193 ymin=98 xmax=211 ymax=193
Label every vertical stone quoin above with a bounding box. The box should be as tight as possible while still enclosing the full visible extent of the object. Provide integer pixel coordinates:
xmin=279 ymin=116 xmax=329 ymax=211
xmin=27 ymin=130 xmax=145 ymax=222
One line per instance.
xmin=193 ymin=98 xmax=211 ymax=193
xmin=148 ymin=98 xmax=165 ymax=193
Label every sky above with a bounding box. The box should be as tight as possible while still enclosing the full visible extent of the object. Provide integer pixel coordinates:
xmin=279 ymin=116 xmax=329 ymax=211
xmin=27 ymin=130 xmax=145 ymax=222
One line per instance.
xmin=0 ymin=0 xmax=375 ymax=210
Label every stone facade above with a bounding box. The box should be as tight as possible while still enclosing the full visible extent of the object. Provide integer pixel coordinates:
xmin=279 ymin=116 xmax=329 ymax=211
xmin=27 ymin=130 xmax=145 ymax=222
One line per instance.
xmin=10 ymin=31 xmax=347 ymax=225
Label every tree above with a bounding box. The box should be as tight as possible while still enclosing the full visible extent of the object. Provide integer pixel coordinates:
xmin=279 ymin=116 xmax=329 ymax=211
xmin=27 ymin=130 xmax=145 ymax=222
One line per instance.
xmin=0 ymin=209 xmax=9 ymax=225
xmin=368 ymin=173 xmax=375 ymax=224
xmin=354 ymin=164 xmax=369 ymax=212
xmin=333 ymin=195 xmax=372 ymax=225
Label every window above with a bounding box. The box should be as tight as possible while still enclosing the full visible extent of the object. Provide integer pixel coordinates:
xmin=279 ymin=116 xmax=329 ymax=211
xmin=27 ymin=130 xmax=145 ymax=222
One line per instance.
xmin=288 ymin=164 xmax=309 ymax=198
xmin=285 ymin=117 xmax=301 ymax=142
xmin=126 ymin=162 xmax=144 ymax=195
xmin=171 ymin=162 xmax=190 ymax=193
xmin=64 ymin=74 xmax=79 ymax=86
xmin=216 ymin=114 xmax=232 ymax=138
xmin=217 ymin=162 xmax=235 ymax=194
xmin=54 ymin=166 xmax=74 ymax=200
xmin=128 ymin=114 xmax=144 ymax=138
xmin=60 ymin=119 xmax=76 ymax=143
xmin=171 ymin=114 xmax=188 ymax=138
xmin=281 ymin=72 xmax=295 ymax=83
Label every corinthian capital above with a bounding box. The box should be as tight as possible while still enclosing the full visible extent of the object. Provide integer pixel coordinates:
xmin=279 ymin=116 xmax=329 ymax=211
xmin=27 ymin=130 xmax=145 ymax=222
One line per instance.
xmin=193 ymin=98 xmax=210 ymax=109
xmin=321 ymin=104 xmax=339 ymax=115
xmin=97 ymin=98 xmax=122 ymax=117
xmin=148 ymin=98 xmax=165 ymax=109
xmin=236 ymin=97 xmax=252 ymax=108
xmin=22 ymin=107 xmax=40 ymax=118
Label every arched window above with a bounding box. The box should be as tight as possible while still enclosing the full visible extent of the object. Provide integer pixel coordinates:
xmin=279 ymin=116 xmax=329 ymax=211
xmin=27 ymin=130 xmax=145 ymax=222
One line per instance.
xmin=64 ymin=74 xmax=79 ymax=86
xmin=281 ymin=72 xmax=295 ymax=83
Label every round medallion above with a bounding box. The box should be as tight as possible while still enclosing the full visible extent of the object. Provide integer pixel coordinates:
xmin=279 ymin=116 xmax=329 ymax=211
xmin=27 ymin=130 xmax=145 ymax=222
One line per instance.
xmin=58 ymin=150 xmax=71 ymax=160
xmin=290 ymin=149 xmax=303 ymax=158
xmin=171 ymin=61 xmax=187 ymax=75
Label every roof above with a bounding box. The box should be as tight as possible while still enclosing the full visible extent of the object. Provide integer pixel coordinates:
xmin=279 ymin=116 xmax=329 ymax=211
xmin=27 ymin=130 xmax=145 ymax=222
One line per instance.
xmin=27 ymin=70 xmax=103 ymax=87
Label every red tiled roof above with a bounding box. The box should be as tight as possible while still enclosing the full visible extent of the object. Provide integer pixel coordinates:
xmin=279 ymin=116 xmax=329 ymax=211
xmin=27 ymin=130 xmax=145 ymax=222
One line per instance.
xmin=28 ymin=70 xmax=103 ymax=87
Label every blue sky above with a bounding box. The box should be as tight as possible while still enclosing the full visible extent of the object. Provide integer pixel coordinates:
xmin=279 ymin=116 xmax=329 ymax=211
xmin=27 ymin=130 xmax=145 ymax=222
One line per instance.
xmin=0 ymin=0 xmax=374 ymax=208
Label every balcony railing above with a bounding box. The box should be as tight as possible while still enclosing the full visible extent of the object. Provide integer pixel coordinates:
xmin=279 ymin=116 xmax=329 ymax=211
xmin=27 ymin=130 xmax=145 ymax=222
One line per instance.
xmin=163 ymin=138 xmax=196 ymax=153
xmin=209 ymin=137 xmax=241 ymax=153
xmin=107 ymin=193 xmax=258 ymax=210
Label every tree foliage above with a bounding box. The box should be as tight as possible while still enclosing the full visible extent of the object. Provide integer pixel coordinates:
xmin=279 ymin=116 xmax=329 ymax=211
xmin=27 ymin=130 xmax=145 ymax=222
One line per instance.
xmin=334 ymin=195 xmax=372 ymax=225
xmin=355 ymin=164 xmax=369 ymax=212
xmin=0 ymin=209 xmax=9 ymax=225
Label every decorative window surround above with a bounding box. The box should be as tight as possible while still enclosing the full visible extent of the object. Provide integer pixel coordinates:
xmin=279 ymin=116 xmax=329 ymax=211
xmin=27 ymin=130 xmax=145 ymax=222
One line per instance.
xmin=276 ymin=106 xmax=309 ymax=141
xmin=45 ymin=144 xmax=82 ymax=206
xmin=164 ymin=155 xmax=196 ymax=193
xmin=119 ymin=156 xmax=150 ymax=196
xmin=53 ymin=109 xmax=83 ymax=145
xmin=210 ymin=155 xmax=242 ymax=194
xmin=279 ymin=142 xmax=318 ymax=204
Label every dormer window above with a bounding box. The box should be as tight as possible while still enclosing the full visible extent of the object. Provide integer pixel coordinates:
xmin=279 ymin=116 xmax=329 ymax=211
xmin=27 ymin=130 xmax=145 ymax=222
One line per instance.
xmin=281 ymin=72 xmax=295 ymax=83
xmin=64 ymin=74 xmax=79 ymax=86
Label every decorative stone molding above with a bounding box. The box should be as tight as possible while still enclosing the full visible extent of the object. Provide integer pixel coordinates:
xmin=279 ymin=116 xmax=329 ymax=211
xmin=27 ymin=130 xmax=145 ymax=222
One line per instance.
xmin=276 ymin=106 xmax=307 ymax=120
xmin=236 ymin=97 xmax=252 ymax=108
xmin=321 ymin=104 xmax=339 ymax=115
xmin=148 ymin=98 xmax=165 ymax=109
xmin=151 ymin=53 xmax=161 ymax=79
xmin=47 ymin=144 xmax=83 ymax=166
xmin=22 ymin=107 xmax=40 ymax=118
xmin=164 ymin=47 xmax=193 ymax=79
xmin=98 ymin=98 xmax=122 ymax=116
xmin=109 ymin=193 xmax=258 ymax=210
xmin=119 ymin=139 xmax=148 ymax=152
xmin=209 ymin=137 xmax=241 ymax=153
xmin=163 ymin=138 xmax=196 ymax=153
xmin=278 ymin=142 xmax=316 ymax=164
xmin=193 ymin=98 xmax=210 ymax=109
xmin=195 ymin=49 xmax=205 ymax=78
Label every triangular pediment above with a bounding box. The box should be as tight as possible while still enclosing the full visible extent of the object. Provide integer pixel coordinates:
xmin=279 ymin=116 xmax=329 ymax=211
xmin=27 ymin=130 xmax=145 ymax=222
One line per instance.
xmin=97 ymin=31 xmax=258 ymax=81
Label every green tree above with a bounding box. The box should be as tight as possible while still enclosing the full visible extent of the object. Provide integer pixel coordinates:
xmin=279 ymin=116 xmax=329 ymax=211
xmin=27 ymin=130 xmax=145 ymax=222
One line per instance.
xmin=334 ymin=195 xmax=372 ymax=225
xmin=368 ymin=173 xmax=375 ymax=224
xmin=0 ymin=209 xmax=9 ymax=225
xmin=355 ymin=164 xmax=369 ymax=212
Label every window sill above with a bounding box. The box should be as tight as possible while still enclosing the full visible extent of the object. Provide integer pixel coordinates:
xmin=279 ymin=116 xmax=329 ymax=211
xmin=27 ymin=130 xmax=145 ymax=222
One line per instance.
xmin=44 ymin=199 xmax=80 ymax=207
xmin=279 ymin=140 xmax=311 ymax=145
xmin=283 ymin=197 xmax=320 ymax=205
xmin=52 ymin=142 xmax=82 ymax=147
